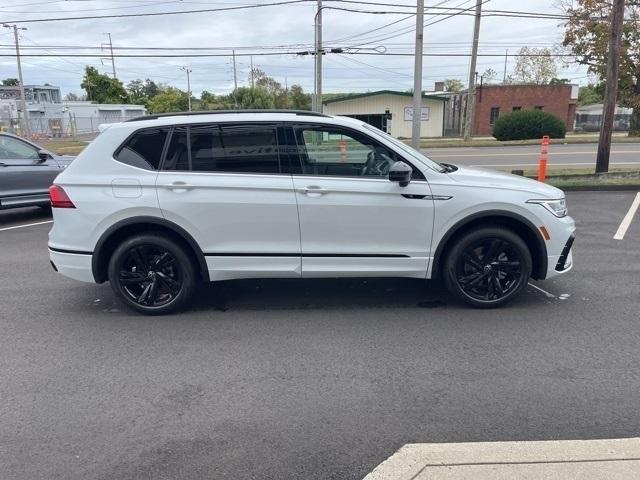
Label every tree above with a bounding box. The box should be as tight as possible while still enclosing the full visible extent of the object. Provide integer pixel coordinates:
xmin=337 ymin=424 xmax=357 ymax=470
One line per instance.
xmin=443 ymin=79 xmax=464 ymax=92
xmin=126 ymin=78 xmax=160 ymax=106
xmin=549 ymin=78 xmax=571 ymax=84
xmin=481 ymin=68 xmax=498 ymax=84
xmin=199 ymin=90 xmax=225 ymax=110
xmin=578 ymin=83 xmax=605 ymax=105
xmin=562 ymin=0 xmax=640 ymax=136
xmin=146 ymin=86 xmax=189 ymax=113
xmin=2 ymin=78 xmax=19 ymax=86
xmin=81 ymin=66 xmax=128 ymax=104
xmin=226 ymin=87 xmax=275 ymax=109
xmin=252 ymin=68 xmax=289 ymax=108
xmin=289 ymin=84 xmax=311 ymax=110
xmin=509 ymin=47 xmax=558 ymax=84
xmin=64 ymin=92 xmax=84 ymax=101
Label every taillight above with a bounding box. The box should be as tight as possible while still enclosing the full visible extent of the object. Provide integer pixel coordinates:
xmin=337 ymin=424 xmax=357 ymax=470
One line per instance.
xmin=49 ymin=185 xmax=75 ymax=208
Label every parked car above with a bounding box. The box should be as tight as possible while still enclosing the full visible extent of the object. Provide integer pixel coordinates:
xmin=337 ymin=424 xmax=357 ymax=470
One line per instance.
xmin=48 ymin=110 xmax=575 ymax=314
xmin=0 ymin=132 xmax=74 ymax=210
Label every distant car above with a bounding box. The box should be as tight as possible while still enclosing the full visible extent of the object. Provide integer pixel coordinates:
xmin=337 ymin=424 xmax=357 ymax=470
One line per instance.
xmin=0 ymin=132 xmax=74 ymax=210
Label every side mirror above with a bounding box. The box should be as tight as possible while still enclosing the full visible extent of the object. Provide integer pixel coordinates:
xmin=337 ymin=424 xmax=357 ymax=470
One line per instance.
xmin=388 ymin=161 xmax=412 ymax=187
xmin=37 ymin=150 xmax=50 ymax=162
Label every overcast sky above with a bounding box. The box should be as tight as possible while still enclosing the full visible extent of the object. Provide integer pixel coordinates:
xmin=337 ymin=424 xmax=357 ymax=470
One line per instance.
xmin=0 ymin=0 xmax=591 ymax=98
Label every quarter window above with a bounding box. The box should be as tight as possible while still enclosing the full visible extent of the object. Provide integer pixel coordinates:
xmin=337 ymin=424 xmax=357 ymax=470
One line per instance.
xmin=0 ymin=135 xmax=39 ymax=160
xmin=116 ymin=128 xmax=168 ymax=170
xmin=293 ymin=126 xmax=405 ymax=178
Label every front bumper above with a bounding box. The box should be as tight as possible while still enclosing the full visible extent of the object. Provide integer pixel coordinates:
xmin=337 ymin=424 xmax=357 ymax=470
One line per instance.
xmin=543 ymin=216 xmax=576 ymax=280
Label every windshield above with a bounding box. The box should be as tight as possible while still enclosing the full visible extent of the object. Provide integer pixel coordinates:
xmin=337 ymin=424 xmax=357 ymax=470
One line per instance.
xmin=363 ymin=124 xmax=446 ymax=173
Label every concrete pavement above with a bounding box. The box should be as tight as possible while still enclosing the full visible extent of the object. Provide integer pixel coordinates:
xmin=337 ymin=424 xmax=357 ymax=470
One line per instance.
xmin=422 ymin=143 xmax=640 ymax=169
xmin=364 ymin=439 xmax=640 ymax=479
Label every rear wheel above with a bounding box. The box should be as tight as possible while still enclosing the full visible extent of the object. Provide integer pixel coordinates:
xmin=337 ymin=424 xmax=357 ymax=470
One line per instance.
xmin=443 ymin=227 xmax=532 ymax=308
xmin=108 ymin=234 xmax=196 ymax=314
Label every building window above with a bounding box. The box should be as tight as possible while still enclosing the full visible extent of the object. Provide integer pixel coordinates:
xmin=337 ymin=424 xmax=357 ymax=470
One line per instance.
xmin=534 ymin=106 xmax=544 ymax=111
xmin=489 ymin=107 xmax=500 ymax=125
xmin=512 ymin=106 xmax=522 ymax=112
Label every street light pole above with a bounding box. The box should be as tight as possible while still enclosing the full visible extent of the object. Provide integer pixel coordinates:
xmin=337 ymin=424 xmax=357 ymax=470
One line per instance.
xmin=3 ymin=23 xmax=29 ymax=137
xmin=411 ymin=0 xmax=424 ymax=149
xmin=180 ymin=66 xmax=192 ymax=112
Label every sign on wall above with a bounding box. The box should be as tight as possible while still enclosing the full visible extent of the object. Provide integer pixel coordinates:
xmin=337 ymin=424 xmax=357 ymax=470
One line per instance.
xmin=403 ymin=106 xmax=430 ymax=121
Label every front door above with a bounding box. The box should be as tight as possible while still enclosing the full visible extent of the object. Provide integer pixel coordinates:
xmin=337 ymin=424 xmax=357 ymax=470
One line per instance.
xmin=0 ymin=135 xmax=61 ymax=208
xmin=155 ymin=123 xmax=301 ymax=280
xmin=288 ymin=124 xmax=435 ymax=278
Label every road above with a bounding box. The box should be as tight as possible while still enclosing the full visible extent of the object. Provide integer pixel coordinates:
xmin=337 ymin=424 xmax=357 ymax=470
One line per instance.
xmin=423 ymin=143 xmax=640 ymax=169
xmin=1 ymin=191 xmax=639 ymax=480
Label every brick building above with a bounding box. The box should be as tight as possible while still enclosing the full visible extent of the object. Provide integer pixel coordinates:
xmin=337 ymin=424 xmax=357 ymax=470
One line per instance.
xmin=472 ymin=84 xmax=579 ymax=136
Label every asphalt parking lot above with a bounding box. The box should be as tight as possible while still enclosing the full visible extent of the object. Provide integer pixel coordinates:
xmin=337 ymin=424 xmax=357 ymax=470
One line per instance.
xmin=1 ymin=191 xmax=639 ymax=480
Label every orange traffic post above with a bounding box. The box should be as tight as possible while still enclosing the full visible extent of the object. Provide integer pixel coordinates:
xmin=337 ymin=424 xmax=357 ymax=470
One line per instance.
xmin=538 ymin=135 xmax=550 ymax=182
xmin=339 ymin=139 xmax=347 ymax=163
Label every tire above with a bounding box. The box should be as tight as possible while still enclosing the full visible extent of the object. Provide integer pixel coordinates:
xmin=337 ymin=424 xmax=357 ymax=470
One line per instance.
xmin=107 ymin=233 xmax=197 ymax=315
xmin=442 ymin=226 xmax=532 ymax=308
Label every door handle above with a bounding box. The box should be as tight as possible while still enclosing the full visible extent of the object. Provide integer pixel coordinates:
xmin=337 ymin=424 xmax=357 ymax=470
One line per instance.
xmin=162 ymin=181 xmax=194 ymax=192
xmin=298 ymin=186 xmax=329 ymax=195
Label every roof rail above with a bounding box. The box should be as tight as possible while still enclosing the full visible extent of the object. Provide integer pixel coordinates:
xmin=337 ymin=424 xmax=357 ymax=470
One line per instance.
xmin=125 ymin=109 xmax=330 ymax=122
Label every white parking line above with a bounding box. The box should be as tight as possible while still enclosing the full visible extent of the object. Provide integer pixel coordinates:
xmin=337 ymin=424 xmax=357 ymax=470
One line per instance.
xmin=0 ymin=220 xmax=53 ymax=232
xmin=614 ymin=192 xmax=640 ymax=240
xmin=528 ymin=282 xmax=556 ymax=298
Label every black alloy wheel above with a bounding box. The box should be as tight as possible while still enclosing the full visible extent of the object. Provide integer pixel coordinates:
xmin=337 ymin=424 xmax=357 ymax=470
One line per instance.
xmin=118 ymin=245 xmax=182 ymax=308
xmin=443 ymin=227 xmax=532 ymax=308
xmin=108 ymin=234 xmax=197 ymax=314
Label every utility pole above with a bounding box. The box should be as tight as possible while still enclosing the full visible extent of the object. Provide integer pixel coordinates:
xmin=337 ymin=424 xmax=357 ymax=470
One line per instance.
xmin=411 ymin=0 xmax=424 ymax=149
xmin=596 ymin=0 xmax=625 ymax=173
xmin=314 ymin=0 xmax=323 ymax=113
xmin=503 ymin=49 xmax=508 ymax=83
xmin=105 ymin=32 xmax=116 ymax=79
xmin=3 ymin=23 xmax=29 ymax=138
xmin=463 ymin=0 xmax=483 ymax=141
xmin=250 ymin=56 xmax=254 ymax=88
xmin=180 ymin=66 xmax=192 ymax=112
xmin=232 ymin=50 xmax=238 ymax=91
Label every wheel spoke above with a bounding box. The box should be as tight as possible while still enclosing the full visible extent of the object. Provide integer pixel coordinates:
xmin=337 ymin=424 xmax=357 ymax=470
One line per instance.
xmin=495 ymin=261 xmax=521 ymax=274
xmin=146 ymin=278 xmax=160 ymax=305
xmin=463 ymin=252 xmax=483 ymax=271
xmin=137 ymin=283 xmax=152 ymax=304
xmin=154 ymin=252 xmax=174 ymax=269
xmin=157 ymin=272 xmax=180 ymax=294
xmin=492 ymin=274 xmax=504 ymax=297
xmin=119 ymin=271 xmax=146 ymax=285
xmin=459 ymin=272 xmax=482 ymax=284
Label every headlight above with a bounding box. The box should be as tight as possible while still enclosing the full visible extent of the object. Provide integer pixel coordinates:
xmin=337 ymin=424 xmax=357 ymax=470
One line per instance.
xmin=527 ymin=198 xmax=567 ymax=218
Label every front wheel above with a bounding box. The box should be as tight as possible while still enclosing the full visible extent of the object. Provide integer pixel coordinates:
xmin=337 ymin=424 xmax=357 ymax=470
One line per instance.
xmin=108 ymin=233 xmax=196 ymax=314
xmin=443 ymin=227 xmax=532 ymax=308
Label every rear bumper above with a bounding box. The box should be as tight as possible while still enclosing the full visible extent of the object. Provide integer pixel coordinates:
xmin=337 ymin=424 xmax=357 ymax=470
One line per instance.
xmin=48 ymin=248 xmax=94 ymax=283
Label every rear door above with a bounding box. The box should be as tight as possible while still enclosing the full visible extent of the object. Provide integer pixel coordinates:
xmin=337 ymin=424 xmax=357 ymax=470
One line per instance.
xmin=0 ymin=134 xmax=61 ymax=208
xmin=287 ymin=123 xmax=435 ymax=278
xmin=155 ymin=122 xmax=301 ymax=280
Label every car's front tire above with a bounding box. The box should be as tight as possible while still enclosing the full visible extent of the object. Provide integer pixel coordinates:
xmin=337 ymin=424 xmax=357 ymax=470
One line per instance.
xmin=443 ymin=226 xmax=532 ymax=308
xmin=107 ymin=233 xmax=196 ymax=315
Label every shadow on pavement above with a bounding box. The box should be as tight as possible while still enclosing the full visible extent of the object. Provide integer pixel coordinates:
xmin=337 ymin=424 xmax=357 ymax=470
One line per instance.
xmin=0 ymin=206 xmax=51 ymax=228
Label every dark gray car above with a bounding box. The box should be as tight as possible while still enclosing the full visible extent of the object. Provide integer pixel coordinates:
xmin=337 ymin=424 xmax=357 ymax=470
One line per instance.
xmin=0 ymin=133 xmax=74 ymax=210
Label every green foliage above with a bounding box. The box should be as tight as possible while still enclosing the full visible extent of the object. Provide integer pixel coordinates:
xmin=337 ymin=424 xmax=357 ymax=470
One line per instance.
xmin=2 ymin=78 xmax=19 ymax=86
xmin=80 ymin=66 xmax=128 ymax=104
xmin=492 ymin=110 xmax=566 ymax=141
xmin=146 ymin=86 xmax=189 ymax=113
xmin=578 ymin=84 xmax=604 ymax=106
xmin=288 ymin=84 xmax=311 ymax=110
xmin=549 ymin=78 xmax=571 ymax=85
xmin=227 ymin=87 xmax=275 ymax=109
xmin=126 ymin=78 xmax=159 ymax=106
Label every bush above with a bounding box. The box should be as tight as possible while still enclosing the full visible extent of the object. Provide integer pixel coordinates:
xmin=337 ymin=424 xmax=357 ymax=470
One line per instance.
xmin=492 ymin=110 xmax=566 ymax=141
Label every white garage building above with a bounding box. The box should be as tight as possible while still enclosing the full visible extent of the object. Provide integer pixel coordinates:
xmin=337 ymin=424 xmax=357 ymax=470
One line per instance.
xmin=322 ymin=90 xmax=448 ymax=138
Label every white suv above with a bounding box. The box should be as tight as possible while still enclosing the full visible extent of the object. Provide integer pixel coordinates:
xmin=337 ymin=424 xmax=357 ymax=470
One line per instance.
xmin=48 ymin=110 xmax=575 ymax=314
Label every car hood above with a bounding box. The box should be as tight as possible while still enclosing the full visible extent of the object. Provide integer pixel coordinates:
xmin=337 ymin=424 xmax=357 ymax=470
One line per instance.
xmin=445 ymin=164 xmax=564 ymax=198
